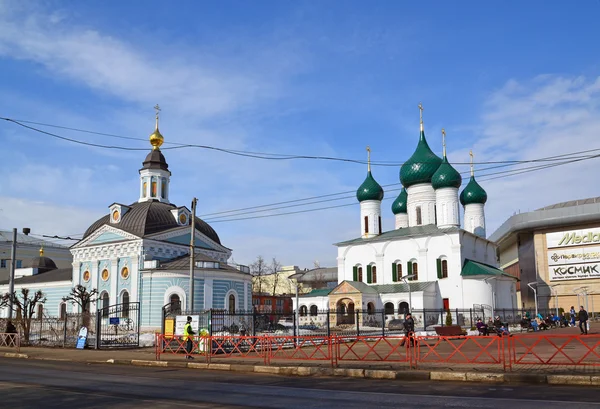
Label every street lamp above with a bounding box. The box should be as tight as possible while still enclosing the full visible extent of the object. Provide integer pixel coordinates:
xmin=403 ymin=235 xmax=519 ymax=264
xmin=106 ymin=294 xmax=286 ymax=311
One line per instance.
xmin=527 ymin=282 xmax=539 ymax=318
xmin=550 ymin=284 xmax=559 ymax=317
xmin=399 ymin=274 xmax=416 ymax=314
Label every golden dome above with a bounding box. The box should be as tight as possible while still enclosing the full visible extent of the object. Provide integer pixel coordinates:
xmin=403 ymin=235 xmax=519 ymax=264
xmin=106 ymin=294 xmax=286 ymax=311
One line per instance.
xmin=149 ymin=104 xmax=164 ymax=150
xmin=149 ymin=127 xmax=164 ymax=150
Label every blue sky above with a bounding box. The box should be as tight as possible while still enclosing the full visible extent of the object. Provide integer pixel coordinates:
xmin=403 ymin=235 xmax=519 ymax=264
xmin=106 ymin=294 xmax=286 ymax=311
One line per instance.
xmin=1 ymin=1 xmax=600 ymax=267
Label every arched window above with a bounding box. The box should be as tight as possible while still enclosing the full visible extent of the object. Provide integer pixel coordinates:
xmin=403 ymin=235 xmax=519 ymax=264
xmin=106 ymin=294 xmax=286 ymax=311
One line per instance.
xmin=143 ymin=181 xmax=148 ymax=198
xmin=299 ymin=305 xmax=308 ymax=316
xmin=151 ymin=177 xmax=157 ymax=197
xmin=408 ymin=261 xmax=418 ymax=281
xmin=169 ymin=294 xmax=182 ymax=314
xmin=101 ymin=292 xmax=109 ymax=317
xmin=372 ymin=266 xmax=377 ymax=284
xmin=228 ymin=294 xmax=236 ymax=314
xmin=37 ymin=304 xmax=44 ymax=320
xmin=442 ymin=259 xmax=448 ymax=278
xmin=358 ymin=267 xmax=363 ymax=282
xmin=364 ymin=216 xmax=369 ymax=234
xmin=309 ymin=305 xmax=318 ymax=316
xmin=399 ymin=301 xmax=409 ymax=315
xmin=367 ymin=302 xmax=375 ymax=315
xmin=122 ymin=291 xmax=130 ymax=318
xmin=378 ymin=216 xmax=382 ymax=233
xmin=161 ymin=177 xmax=167 ymax=198
xmin=59 ymin=302 xmax=67 ymax=320
xmin=416 ymin=206 xmax=422 ymax=225
xmin=384 ymin=302 xmax=394 ymax=315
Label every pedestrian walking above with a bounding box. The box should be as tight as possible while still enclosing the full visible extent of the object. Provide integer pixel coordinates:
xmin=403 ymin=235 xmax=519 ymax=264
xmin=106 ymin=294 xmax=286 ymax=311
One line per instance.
xmin=578 ymin=306 xmax=589 ymax=335
xmin=400 ymin=312 xmax=415 ymax=347
xmin=184 ymin=316 xmax=196 ymax=360
xmin=570 ymin=306 xmax=576 ymax=327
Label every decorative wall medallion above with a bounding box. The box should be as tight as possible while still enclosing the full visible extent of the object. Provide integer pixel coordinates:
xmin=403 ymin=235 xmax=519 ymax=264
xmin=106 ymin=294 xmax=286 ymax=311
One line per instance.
xmin=83 ymin=270 xmax=91 ymax=282
xmin=121 ymin=267 xmax=130 ymax=279
xmin=101 ymin=269 xmax=110 ymax=281
xmin=112 ymin=210 xmax=120 ymax=222
xmin=179 ymin=213 xmax=187 ymax=225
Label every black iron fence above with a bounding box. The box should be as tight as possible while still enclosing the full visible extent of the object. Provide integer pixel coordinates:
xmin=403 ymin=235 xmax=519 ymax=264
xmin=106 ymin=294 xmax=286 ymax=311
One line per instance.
xmin=0 ymin=312 xmax=95 ymax=347
xmin=161 ymin=305 xmax=568 ymax=339
xmin=96 ymin=302 xmax=140 ymax=348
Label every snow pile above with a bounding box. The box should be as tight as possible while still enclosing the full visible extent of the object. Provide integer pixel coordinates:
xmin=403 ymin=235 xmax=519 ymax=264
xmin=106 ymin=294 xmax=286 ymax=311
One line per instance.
xmin=139 ymin=332 xmax=156 ymax=347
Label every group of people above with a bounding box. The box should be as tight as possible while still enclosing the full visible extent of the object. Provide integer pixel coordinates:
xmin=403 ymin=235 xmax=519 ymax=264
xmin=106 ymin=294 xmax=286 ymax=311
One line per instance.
xmin=476 ymin=316 xmax=510 ymax=336
xmin=518 ymin=306 xmax=590 ymax=334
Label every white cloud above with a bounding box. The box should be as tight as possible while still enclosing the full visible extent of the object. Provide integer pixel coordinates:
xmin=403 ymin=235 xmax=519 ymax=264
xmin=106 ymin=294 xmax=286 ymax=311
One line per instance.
xmin=472 ymin=75 xmax=600 ymax=234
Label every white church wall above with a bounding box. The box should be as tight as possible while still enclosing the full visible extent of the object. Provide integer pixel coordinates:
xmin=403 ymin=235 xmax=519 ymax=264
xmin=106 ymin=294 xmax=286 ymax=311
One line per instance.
xmin=406 ymin=183 xmax=436 ymax=227
xmin=461 ymin=278 xmax=495 ymax=309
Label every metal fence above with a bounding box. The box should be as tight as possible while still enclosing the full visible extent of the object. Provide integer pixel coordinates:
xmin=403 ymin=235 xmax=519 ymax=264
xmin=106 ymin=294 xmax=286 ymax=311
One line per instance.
xmin=0 ymin=313 xmax=95 ymax=347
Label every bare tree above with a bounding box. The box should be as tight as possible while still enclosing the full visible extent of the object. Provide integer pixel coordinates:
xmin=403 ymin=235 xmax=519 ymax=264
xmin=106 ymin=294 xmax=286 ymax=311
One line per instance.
xmin=62 ymin=285 xmax=98 ymax=314
xmin=1 ymin=289 xmax=46 ymax=344
xmin=269 ymin=257 xmax=282 ymax=296
xmin=63 ymin=285 xmax=98 ymax=328
xmin=250 ymin=255 xmax=268 ymax=294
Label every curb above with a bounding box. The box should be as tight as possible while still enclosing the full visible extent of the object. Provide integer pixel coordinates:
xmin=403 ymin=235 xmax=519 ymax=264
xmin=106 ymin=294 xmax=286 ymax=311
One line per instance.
xmin=2 ymin=352 xmax=599 ymax=386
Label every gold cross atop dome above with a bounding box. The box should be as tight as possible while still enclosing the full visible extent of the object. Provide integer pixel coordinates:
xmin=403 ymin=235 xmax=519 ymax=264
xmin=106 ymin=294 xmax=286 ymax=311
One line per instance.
xmin=469 ymin=150 xmax=474 ymax=176
xmin=366 ymin=145 xmax=371 ymax=172
xmin=149 ymin=104 xmax=164 ymax=150
xmin=418 ymin=102 xmax=424 ymax=131
xmin=442 ymin=128 xmax=446 ymax=158
xmin=39 ymin=246 xmax=44 ymax=257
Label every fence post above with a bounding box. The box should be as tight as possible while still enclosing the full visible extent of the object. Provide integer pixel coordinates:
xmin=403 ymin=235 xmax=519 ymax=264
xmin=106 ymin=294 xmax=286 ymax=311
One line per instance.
xmin=62 ymin=316 xmax=67 ymax=348
xmin=326 ymin=310 xmax=331 ymax=338
xmin=252 ymin=309 xmax=256 ymax=337
xmin=39 ymin=314 xmax=43 ymax=346
xmin=381 ymin=309 xmax=385 ymax=337
xmin=455 ymin=308 xmax=459 ymax=326
xmin=95 ymin=310 xmax=101 ymax=350
xmin=356 ymin=310 xmax=360 ymax=337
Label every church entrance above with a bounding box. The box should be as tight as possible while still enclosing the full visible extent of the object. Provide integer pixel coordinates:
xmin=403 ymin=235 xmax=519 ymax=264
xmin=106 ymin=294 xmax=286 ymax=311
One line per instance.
xmin=96 ymin=302 xmax=140 ymax=348
xmin=336 ymin=298 xmax=356 ymax=325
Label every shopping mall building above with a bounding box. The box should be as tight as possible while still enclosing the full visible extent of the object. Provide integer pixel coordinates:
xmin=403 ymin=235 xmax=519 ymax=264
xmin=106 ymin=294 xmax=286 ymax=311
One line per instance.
xmin=490 ymin=197 xmax=600 ymax=315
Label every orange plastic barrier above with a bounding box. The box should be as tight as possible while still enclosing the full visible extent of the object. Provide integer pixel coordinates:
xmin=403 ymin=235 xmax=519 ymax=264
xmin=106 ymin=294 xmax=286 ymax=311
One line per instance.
xmin=510 ymin=334 xmax=600 ymax=367
xmin=335 ymin=335 xmax=411 ymax=364
xmin=155 ymin=333 xmax=599 ymax=372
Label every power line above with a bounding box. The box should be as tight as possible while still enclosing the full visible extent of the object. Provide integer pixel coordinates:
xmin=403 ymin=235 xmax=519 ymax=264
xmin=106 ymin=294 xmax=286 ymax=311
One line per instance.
xmin=5 ymin=115 xmax=600 ymax=166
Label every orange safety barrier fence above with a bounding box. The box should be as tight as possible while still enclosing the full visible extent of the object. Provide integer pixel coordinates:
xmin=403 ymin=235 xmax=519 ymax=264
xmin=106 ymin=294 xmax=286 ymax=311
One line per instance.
xmin=155 ymin=333 xmax=599 ymax=372
xmin=335 ymin=335 xmax=411 ymax=364
xmin=267 ymin=336 xmax=333 ymax=366
xmin=415 ymin=335 xmax=506 ymax=370
xmin=0 ymin=333 xmax=20 ymax=352
xmin=510 ymin=334 xmax=600 ymax=367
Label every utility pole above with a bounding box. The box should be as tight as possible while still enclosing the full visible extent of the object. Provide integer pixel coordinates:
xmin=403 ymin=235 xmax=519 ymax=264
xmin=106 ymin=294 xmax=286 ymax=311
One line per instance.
xmin=189 ymin=198 xmax=197 ymax=311
xmin=8 ymin=228 xmax=17 ymax=319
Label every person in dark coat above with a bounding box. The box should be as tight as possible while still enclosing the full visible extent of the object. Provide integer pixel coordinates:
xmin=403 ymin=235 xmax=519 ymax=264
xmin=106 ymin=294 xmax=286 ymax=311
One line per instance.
xmin=400 ymin=312 xmax=415 ymax=347
xmin=5 ymin=320 xmax=17 ymax=334
xmin=578 ymin=306 xmax=589 ymax=335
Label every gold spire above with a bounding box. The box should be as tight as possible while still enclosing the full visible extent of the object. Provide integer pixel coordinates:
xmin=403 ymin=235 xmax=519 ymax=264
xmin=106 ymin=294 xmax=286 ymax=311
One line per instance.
xmin=469 ymin=149 xmax=474 ymax=177
xmin=39 ymin=246 xmax=44 ymax=257
xmin=441 ymin=128 xmax=446 ymax=158
xmin=149 ymin=104 xmax=164 ymax=150
xmin=418 ymin=102 xmax=424 ymax=132
xmin=366 ymin=145 xmax=371 ymax=172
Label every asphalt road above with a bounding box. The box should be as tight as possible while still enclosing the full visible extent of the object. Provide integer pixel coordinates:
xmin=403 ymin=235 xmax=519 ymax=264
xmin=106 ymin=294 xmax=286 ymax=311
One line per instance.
xmin=0 ymin=358 xmax=599 ymax=408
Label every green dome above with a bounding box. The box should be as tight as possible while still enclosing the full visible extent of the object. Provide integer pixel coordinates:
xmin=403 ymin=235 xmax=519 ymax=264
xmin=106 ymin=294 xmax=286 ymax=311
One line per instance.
xmin=357 ymin=171 xmax=384 ymax=202
xmin=400 ymin=130 xmax=443 ymax=187
xmin=431 ymin=156 xmax=462 ymax=190
xmin=460 ymin=176 xmax=487 ymax=205
xmin=391 ymin=188 xmax=408 ymax=214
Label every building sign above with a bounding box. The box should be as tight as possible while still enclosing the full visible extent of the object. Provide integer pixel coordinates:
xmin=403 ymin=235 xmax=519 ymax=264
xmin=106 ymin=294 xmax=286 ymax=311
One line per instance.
xmin=547 ymin=247 xmax=600 ymax=266
xmin=547 ymin=228 xmax=600 ymax=248
xmin=549 ymin=262 xmax=600 ymax=281
xmin=547 ymin=228 xmax=600 ymax=281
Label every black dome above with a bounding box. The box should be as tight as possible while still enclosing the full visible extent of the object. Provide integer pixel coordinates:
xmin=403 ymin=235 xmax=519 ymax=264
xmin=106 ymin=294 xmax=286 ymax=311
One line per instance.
xmin=30 ymin=256 xmax=57 ymax=273
xmin=83 ymin=201 xmax=221 ymax=244
xmin=141 ymin=150 xmax=169 ymax=171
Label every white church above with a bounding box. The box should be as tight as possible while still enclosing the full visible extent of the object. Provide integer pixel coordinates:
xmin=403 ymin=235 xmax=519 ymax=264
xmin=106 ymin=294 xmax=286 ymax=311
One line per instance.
xmin=297 ymin=106 xmax=517 ymax=324
xmin=0 ymin=110 xmax=252 ymax=329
